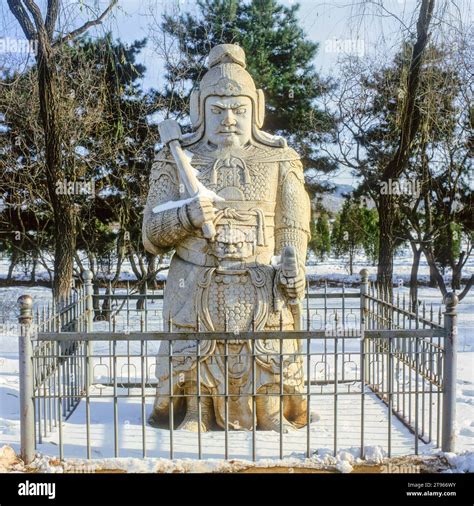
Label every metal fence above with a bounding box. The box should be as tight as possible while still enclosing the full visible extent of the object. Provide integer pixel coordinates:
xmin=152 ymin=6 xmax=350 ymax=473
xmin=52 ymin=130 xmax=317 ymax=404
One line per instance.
xmin=16 ymin=269 xmax=458 ymax=463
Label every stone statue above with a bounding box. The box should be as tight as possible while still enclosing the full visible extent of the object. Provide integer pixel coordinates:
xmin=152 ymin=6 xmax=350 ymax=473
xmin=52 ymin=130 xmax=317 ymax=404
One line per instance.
xmin=142 ymin=44 xmax=311 ymax=432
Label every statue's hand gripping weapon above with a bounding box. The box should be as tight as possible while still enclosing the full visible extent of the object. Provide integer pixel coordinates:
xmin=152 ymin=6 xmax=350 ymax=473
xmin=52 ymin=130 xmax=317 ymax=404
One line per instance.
xmin=277 ymin=245 xmax=303 ymax=330
xmin=280 ymin=245 xmax=299 ymax=306
xmin=158 ymin=119 xmax=217 ymax=240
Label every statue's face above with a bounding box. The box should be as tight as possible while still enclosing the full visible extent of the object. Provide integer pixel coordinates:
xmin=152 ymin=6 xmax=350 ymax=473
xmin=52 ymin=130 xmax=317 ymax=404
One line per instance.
xmin=204 ymin=96 xmax=252 ymax=148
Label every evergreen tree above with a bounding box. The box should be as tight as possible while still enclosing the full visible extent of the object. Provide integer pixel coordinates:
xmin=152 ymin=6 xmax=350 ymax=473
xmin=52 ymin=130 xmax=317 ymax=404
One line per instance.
xmin=360 ymin=207 xmax=379 ymax=266
xmin=331 ymin=200 xmax=378 ymax=275
xmin=159 ymin=0 xmax=337 ymax=195
xmin=308 ymin=213 xmax=331 ymax=261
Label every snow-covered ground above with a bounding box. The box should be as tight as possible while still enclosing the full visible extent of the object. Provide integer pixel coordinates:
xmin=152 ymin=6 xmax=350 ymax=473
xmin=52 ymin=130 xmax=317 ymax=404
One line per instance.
xmin=0 ymin=256 xmax=473 ymax=472
xmin=2 ymin=248 xmax=473 ymax=285
xmin=305 ymin=249 xmax=474 ymax=285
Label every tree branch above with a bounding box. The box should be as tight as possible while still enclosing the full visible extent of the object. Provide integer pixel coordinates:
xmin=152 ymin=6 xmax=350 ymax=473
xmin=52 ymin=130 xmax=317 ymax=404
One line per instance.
xmin=53 ymin=0 xmax=118 ymax=47
xmin=45 ymin=0 xmax=59 ymax=41
xmin=22 ymin=0 xmax=45 ymax=33
xmin=6 ymin=0 xmax=36 ymax=41
xmin=458 ymin=274 xmax=474 ymax=302
xmin=22 ymin=0 xmax=50 ymax=51
xmin=382 ymin=0 xmax=435 ymax=181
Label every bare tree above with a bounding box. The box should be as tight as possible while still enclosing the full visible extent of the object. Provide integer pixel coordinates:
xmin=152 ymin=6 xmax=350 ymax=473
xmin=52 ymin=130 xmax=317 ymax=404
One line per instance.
xmin=6 ymin=0 xmax=117 ymax=301
xmin=371 ymin=0 xmax=435 ymax=290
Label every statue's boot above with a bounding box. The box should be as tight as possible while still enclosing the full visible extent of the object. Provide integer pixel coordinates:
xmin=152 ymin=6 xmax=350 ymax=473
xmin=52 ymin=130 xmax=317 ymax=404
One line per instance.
xmin=256 ymin=389 xmax=297 ymax=433
xmin=177 ymin=385 xmax=213 ymax=432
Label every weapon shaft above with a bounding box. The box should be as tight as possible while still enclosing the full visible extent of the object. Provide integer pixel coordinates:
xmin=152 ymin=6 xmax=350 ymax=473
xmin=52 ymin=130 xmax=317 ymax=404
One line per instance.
xmin=158 ymin=119 xmax=216 ymax=240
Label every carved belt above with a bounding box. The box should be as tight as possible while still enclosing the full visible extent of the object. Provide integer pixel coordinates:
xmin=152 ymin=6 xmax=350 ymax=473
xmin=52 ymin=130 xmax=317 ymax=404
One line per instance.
xmin=176 ymin=243 xmax=273 ymax=267
xmin=175 ymin=247 xmax=272 ymax=267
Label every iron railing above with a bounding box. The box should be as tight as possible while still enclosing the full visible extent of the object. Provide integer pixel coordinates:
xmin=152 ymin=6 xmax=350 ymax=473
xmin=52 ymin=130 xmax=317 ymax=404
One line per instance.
xmin=16 ymin=269 xmax=458 ymax=463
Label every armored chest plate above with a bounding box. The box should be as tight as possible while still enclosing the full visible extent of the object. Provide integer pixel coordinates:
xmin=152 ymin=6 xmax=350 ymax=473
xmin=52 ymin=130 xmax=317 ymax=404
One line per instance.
xmin=190 ymin=149 xmax=280 ymax=203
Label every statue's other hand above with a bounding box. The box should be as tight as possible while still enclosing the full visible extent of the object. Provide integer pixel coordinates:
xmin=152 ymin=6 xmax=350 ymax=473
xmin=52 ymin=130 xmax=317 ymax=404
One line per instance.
xmin=279 ymin=271 xmax=305 ymax=301
xmin=186 ymin=196 xmax=217 ymax=230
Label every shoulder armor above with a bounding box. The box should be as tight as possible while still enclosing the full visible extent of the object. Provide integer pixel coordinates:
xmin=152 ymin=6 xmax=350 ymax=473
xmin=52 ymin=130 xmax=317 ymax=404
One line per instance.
xmin=246 ymin=143 xmax=302 ymax=163
xmin=153 ymin=146 xmax=176 ymax=165
xmin=279 ymin=158 xmax=304 ymax=186
xmin=279 ymin=146 xmax=300 ymax=162
xmin=151 ymin=147 xmax=178 ymax=178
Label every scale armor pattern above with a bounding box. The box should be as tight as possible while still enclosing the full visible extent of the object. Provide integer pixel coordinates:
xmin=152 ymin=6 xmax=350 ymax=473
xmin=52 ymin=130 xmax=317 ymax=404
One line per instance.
xmin=208 ymin=272 xmax=257 ymax=334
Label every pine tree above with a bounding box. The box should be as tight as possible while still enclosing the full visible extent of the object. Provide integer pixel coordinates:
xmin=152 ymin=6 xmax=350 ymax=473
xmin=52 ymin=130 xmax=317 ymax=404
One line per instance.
xmin=308 ymin=213 xmax=331 ymax=261
xmin=331 ymin=201 xmax=378 ymax=275
xmin=159 ymin=0 xmax=336 ymax=195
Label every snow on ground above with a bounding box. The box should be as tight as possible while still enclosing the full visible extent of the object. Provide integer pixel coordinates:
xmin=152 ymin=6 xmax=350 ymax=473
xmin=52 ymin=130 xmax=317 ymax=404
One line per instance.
xmin=0 ymin=257 xmax=473 ymax=471
xmin=1 ymin=248 xmax=473 ymax=285
xmin=305 ymin=249 xmax=474 ymax=286
xmin=0 ymin=444 xmax=424 ymax=473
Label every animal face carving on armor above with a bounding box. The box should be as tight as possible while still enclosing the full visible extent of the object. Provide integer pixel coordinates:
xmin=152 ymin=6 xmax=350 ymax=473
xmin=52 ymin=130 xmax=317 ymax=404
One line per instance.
xmin=204 ymin=96 xmax=253 ymax=149
xmin=212 ymin=225 xmax=254 ymax=261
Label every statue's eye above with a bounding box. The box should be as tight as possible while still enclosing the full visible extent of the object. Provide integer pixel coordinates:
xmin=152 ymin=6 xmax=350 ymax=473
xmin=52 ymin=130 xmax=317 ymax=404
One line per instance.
xmin=237 ymin=242 xmax=243 ymax=248
xmin=211 ymin=107 xmax=221 ymax=114
xmin=235 ymin=108 xmax=246 ymax=115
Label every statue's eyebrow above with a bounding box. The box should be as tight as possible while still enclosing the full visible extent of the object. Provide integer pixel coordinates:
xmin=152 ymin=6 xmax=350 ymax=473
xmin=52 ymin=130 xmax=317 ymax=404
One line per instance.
xmin=211 ymin=102 xmax=247 ymax=109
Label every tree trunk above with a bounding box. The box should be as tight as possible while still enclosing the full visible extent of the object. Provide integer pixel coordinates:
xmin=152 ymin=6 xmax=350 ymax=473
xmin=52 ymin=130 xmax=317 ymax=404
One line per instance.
xmin=101 ymin=283 xmax=112 ymax=321
xmin=30 ymin=255 xmax=37 ymax=283
xmin=7 ymin=248 xmax=17 ymax=281
xmin=7 ymin=0 xmax=117 ymax=303
xmin=422 ymin=246 xmax=448 ymax=298
xmin=37 ymin=46 xmax=76 ymax=303
xmin=93 ymin=280 xmax=102 ymax=320
xmin=429 ymin=263 xmax=438 ymax=287
xmin=147 ymin=254 xmax=157 ymax=290
xmin=136 ymin=281 xmax=147 ymax=311
xmin=376 ymin=0 xmax=435 ymax=296
xmin=452 ymin=262 xmax=463 ymax=290
xmin=51 ymin=204 xmax=76 ymax=301
xmin=377 ymin=193 xmax=394 ymax=293
xmin=409 ymin=244 xmax=422 ymax=312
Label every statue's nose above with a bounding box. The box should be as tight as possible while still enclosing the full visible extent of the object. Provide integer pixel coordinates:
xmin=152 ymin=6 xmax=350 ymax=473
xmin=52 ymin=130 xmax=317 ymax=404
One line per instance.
xmin=222 ymin=111 xmax=236 ymax=126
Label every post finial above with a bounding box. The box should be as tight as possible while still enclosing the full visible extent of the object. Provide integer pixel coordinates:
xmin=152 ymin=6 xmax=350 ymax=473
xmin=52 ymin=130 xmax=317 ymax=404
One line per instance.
xmin=360 ymin=269 xmax=369 ymax=281
xmin=82 ymin=270 xmax=93 ymax=282
xmin=17 ymin=294 xmax=33 ymax=310
xmin=443 ymin=291 xmax=459 ymax=311
xmin=17 ymin=294 xmax=33 ymax=324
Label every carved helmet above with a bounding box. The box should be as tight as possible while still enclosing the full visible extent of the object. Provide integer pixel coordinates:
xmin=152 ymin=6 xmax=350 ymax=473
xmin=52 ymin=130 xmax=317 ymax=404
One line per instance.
xmin=190 ymin=44 xmax=265 ymax=129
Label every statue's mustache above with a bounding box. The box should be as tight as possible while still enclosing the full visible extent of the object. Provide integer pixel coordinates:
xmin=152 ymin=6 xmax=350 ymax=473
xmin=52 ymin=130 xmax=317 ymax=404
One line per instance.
xmin=217 ymin=128 xmax=242 ymax=134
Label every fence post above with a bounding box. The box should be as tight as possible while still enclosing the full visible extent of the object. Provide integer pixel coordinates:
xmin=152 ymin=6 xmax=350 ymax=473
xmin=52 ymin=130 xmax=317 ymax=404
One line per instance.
xmin=83 ymin=270 xmax=94 ymax=387
xmin=17 ymin=294 xmax=35 ymax=464
xmin=359 ymin=270 xmax=370 ymax=458
xmin=442 ymin=291 xmax=458 ymax=453
xmin=360 ymin=269 xmax=369 ymax=330
xmin=360 ymin=269 xmax=370 ymax=384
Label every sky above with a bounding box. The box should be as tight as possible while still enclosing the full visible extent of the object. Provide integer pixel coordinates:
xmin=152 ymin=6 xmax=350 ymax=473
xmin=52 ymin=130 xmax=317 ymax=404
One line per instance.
xmin=1 ymin=0 xmax=472 ymax=186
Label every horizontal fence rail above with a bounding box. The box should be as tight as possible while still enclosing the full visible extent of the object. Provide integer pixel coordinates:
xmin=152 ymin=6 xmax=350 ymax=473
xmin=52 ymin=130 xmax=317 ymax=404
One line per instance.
xmin=16 ymin=269 xmax=458 ymax=464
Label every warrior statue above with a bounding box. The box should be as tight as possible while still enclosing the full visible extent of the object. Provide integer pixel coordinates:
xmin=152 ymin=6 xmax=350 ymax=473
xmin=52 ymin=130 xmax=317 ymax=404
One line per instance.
xmin=142 ymin=44 xmax=311 ymax=432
